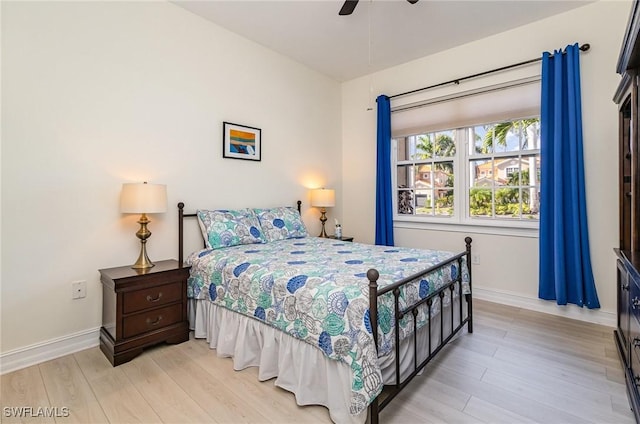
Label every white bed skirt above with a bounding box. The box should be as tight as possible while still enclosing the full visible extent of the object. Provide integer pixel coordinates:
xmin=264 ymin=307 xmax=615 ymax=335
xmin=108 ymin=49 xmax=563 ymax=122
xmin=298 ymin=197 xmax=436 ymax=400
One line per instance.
xmin=188 ymin=292 xmax=467 ymax=424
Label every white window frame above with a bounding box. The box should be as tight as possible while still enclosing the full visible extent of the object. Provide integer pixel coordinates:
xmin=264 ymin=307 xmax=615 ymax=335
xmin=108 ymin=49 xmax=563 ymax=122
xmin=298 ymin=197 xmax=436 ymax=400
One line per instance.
xmin=392 ymin=120 xmax=540 ymax=233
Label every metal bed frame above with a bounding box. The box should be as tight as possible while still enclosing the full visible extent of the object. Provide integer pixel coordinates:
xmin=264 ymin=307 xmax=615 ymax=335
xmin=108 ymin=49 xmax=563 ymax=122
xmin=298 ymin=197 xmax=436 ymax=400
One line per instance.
xmin=177 ymin=201 xmax=473 ymax=424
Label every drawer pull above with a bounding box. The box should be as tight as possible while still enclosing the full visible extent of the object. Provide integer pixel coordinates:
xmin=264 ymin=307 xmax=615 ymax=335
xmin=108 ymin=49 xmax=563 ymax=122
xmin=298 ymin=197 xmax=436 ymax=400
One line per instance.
xmin=146 ymin=316 xmax=163 ymax=326
xmin=632 ymin=297 xmax=640 ymax=309
xmin=146 ymin=292 xmax=163 ymax=303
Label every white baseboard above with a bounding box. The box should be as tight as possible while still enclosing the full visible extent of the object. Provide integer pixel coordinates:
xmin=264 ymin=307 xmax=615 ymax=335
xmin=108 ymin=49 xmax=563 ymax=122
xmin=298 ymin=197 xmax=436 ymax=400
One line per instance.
xmin=473 ymin=286 xmax=617 ymax=328
xmin=0 ymin=327 xmax=100 ymax=375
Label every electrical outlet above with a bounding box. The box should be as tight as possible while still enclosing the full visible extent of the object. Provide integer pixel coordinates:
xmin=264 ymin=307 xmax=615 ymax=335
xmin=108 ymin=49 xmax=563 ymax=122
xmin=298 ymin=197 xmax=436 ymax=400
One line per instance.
xmin=472 ymin=254 xmax=480 ymax=265
xmin=72 ymin=280 xmax=87 ymax=299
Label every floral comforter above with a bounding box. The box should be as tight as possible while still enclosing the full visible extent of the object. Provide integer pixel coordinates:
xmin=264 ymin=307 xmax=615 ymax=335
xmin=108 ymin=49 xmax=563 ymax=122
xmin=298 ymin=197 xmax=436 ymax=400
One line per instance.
xmin=187 ymin=237 xmax=469 ymax=415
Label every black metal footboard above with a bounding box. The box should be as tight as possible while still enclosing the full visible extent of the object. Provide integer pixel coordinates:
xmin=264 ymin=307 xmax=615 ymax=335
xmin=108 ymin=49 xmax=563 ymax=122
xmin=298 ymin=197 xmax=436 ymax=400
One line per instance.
xmin=366 ymin=237 xmax=473 ymax=424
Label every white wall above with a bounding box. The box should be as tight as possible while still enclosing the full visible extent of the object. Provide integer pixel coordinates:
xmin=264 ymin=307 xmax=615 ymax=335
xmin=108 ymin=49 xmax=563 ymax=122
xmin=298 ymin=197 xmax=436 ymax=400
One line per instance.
xmin=342 ymin=0 xmax=630 ymax=323
xmin=1 ymin=1 xmax=342 ymax=355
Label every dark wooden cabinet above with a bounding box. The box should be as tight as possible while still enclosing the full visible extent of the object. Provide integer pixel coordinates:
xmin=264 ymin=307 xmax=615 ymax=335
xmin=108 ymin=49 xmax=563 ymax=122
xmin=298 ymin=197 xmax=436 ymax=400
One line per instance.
xmin=99 ymin=259 xmax=190 ymax=366
xmin=616 ymin=2 xmax=640 ymax=421
xmin=616 ymin=251 xmax=640 ymax=421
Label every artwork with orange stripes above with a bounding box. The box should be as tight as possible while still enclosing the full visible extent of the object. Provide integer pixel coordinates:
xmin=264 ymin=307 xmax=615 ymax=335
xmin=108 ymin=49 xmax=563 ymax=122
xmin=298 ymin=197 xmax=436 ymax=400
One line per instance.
xmin=223 ymin=122 xmax=261 ymax=161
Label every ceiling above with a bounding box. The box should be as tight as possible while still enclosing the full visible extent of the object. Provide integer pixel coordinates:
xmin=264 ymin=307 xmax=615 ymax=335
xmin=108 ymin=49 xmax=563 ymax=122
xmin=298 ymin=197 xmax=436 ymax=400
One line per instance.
xmin=172 ymin=0 xmax=592 ymax=82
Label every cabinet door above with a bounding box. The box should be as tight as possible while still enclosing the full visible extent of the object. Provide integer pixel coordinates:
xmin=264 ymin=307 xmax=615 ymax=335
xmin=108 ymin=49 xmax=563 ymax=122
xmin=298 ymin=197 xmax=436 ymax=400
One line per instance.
xmin=621 ymin=95 xmax=632 ymax=250
xmin=619 ymin=260 xmax=631 ymax=364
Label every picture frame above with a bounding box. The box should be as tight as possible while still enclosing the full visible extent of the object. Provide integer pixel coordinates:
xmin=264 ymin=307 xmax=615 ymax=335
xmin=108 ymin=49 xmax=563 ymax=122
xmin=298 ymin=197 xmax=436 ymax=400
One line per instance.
xmin=222 ymin=122 xmax=261 ymax=161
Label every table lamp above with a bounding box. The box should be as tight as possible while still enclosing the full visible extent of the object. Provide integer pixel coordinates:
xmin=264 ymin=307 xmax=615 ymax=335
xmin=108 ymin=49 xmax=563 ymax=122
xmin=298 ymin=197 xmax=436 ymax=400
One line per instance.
xmin=120 ymin=182 xmax=167 ymax=269
xmin=310 ymin=188 xmax=335 ymax=238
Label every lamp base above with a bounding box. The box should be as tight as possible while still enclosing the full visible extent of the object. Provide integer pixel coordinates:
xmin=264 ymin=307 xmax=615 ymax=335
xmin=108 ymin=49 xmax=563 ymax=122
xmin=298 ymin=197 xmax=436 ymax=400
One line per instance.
xmin=131 ymin=242 xmax=155 ymax=269
xmin=132 ymin=213 xmax=155 ymax=270
xmin=318 ymin=208 xmax=329 ymax=238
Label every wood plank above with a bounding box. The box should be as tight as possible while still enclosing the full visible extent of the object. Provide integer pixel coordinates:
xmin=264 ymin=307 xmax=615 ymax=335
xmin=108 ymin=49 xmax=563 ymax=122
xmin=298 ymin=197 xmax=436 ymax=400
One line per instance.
xmin=149 ymin=341 xmax=273 ymax=423
xmin=426 ymin=364 xmax=588 ymax=423
xmin=434 ymin=340 xmax=628 ymax=401
xmin=119 ymin=352 xmax=213 ymax=423
xmin=38 ymin=355 xmax=108 ymax=423
xmin=463 ymin=396 xmax=538 ymax=424
xmin=399 ymin=377 xmax=471 ymax=412
xmin=481 ymin=368 xmax=634 ymax=423
xmin=176 ymin=338 xmax=331 ymax=423
xmin=72 ymin=347 xmax=112 ymax=382
xmin=73 ymin=349 xmax=162 ymax=423
xmin=391 ymin=380 xmax=484 ymax=424
xmin=0 ymin=367 xmax=54 ymax=424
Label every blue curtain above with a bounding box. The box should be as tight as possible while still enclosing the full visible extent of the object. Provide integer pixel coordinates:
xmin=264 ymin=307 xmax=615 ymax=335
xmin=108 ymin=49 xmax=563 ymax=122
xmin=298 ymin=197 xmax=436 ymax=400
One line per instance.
xmin=375 ymin=95 xmax=394 ymax=246
xmin=538 ymin=43 xmax=600 ymax=308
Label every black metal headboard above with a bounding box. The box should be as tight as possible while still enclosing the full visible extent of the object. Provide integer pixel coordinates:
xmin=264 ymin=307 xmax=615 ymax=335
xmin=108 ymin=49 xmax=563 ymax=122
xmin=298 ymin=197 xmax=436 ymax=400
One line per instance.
xmin=178 ymin=200 xmax=302 ymax=265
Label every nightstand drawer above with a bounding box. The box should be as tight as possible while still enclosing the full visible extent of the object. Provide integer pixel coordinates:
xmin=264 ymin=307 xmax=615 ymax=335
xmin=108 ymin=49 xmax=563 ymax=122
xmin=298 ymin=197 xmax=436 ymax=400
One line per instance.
xmin=123 ymin=282 xmax=183 ymax=314
xmin=122 ymin=303 xmax=182 ymax=339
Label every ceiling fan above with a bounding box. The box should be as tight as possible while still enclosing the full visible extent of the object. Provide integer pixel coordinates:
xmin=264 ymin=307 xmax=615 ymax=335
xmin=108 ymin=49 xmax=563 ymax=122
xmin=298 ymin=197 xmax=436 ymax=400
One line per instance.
xmin=339 ymin=0 xmax=419 ymax=16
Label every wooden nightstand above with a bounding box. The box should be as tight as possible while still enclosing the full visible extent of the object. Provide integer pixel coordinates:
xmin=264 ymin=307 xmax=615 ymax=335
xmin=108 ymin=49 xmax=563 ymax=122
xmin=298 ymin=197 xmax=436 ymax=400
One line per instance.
xmin=99 ymin=259 xmax=190 ymax=366
xmin=328 ymin=235 xmax=354 ymax=242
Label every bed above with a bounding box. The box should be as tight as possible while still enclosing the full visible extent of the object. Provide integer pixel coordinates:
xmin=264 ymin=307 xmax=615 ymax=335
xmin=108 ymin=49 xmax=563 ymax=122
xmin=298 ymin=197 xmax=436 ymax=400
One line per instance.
xmin=178 ymin=201 xmax=473 ymax=424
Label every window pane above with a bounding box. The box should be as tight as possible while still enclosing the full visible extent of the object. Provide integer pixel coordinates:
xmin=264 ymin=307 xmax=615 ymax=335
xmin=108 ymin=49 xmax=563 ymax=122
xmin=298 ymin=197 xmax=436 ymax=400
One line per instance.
xmin=414 ymin=164 xmax=432 ymax=190
xmin=434 ymin=161 xmax=454 ymax=188
xmin=415 ymin=189 xmax=433 ymax=216
xmin=396 ymin=137 xmax=414 ymax=161
xmin=433 ymin=131 xmax=455 ymax=157
xmin=522 ymin=154 xmax=541 ymax=187
xmin=498 ymin=158 xmax=522 ymax=185
xmin=398 ymin=190 xmax=414 ymax=215
xmin=470 ymin=159 xmax=492 ymax=187
xmin=397 ymin=165 xmax=414 ymax=188
xmin=435 ymin=189 xmax=454 ymax=216
xmin=523 ymin=186 xmax=540 ymax=219
xmin=469 ymin=188 xmax=492 ymax=217
xmin=489 ymin=124 xmax=506 ymax=153
xmin=495 ymin=188 xmax=520 ymax=218
xmin=504 ymin=126 xmax=520 ymax=153
xmin=415 ymin=134 xmax=433 ymax=159
xmin=521 ymin=120 xmax=540 ymax=150
xmin=470 ymin=126 xmax=486 ymax=155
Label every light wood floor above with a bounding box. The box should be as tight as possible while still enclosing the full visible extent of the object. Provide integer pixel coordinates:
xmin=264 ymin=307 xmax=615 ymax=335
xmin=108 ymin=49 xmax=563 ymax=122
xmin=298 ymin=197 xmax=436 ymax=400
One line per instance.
xmin=0 ymin=300 xmax=634 ymax=423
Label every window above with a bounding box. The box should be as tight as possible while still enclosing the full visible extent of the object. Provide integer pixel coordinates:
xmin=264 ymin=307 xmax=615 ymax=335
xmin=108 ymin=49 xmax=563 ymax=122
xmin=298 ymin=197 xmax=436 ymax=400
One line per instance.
xmin=396 ymin=130 xmax=455 ymax=217
xmin=393 ymin=117 xmax=540 ymax=226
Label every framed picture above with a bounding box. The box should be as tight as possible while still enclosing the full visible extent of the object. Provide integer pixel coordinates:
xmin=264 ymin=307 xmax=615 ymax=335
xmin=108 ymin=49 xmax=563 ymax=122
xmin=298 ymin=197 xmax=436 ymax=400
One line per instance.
xmin=223 ymin=122 xmax=261 ymax=161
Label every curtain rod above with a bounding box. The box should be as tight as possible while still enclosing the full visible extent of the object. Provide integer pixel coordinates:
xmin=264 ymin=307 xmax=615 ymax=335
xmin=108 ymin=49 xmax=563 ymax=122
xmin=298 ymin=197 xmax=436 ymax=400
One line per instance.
xmin=389 ymin=43 xmax=590 ymax=100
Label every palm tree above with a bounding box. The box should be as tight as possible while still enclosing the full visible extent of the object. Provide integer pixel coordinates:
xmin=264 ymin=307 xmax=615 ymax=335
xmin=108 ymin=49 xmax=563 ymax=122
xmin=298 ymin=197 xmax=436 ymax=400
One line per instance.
xmin=481 ymin=118 xmax=539 ymax=153
xmin=416 ymin=133 xmax=455 ymax=159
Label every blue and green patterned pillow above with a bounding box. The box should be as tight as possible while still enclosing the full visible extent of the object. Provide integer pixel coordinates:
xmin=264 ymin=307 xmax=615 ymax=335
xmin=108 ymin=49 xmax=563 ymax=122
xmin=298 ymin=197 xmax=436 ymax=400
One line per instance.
xmin=254 ymin=207 xmax=308 ymax=242
xmin=197 ymin=208 xmax=266 ymax=249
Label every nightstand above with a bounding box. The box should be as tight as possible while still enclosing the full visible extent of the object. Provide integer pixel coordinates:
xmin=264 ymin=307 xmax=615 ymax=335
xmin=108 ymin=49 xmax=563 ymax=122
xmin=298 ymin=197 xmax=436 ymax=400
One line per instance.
xmin=99 ymin=259 xmax=190 ymax=366
xmin=328 ymin=235 xmax=354 ymax=242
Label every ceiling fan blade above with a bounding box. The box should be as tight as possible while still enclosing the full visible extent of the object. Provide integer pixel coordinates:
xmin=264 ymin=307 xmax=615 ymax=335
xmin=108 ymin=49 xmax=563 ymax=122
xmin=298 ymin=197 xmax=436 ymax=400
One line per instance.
xmin=407 ymin=0 xmax=419 ymax=3
xmin=339 ymin=0 xmax=359 ymax=16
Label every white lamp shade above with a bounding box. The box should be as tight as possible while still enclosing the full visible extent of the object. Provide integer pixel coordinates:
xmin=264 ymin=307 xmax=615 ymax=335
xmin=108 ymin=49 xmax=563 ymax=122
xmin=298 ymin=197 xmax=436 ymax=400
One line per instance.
xmin=120 ymin=182 xmax=167 ymax=214
xmin=310 ymin=188 xmax=335 ymax=208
